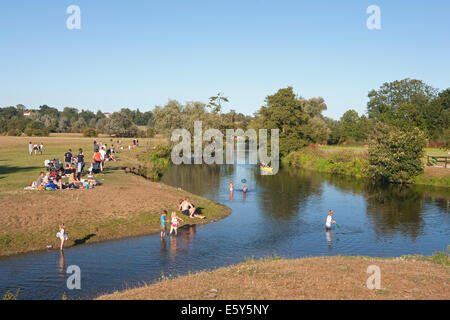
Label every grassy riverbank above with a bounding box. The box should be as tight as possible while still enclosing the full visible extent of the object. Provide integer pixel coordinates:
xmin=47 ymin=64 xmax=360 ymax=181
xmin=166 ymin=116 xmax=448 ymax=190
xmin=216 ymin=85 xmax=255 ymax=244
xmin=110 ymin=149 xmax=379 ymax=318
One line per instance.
xmin=283 ymin=146 xmax=450 ymax=188
xmin=0 ymin=136 xmax=230 ymax=257
xmin=97 ymin=254 xmax=449 ymax=300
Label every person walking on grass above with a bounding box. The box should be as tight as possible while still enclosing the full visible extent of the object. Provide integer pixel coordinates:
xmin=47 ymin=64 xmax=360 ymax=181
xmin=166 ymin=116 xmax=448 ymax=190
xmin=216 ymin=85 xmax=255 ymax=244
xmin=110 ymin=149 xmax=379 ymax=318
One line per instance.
xmin=160 ymin=210 xmax=168 ymax=239
xmin=29 ymin=142 xmax=33 ymax=156
xmin=56 ymin=223 xmax=68 ymax=251
xmin=170 ymin=212 xmax=183 ymax=236
xmin=326 ymin=210 xmax=337 ymax=231
xmin=39 ymin=142 xmax=43 ymax=155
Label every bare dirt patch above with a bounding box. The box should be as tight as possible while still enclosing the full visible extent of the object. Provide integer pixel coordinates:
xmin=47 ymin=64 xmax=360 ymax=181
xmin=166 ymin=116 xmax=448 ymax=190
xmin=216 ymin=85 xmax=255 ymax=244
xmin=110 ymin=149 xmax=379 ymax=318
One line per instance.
xmin=423 ymin=166 xmax=450 ymax=178
xmin=97 ymin=256 xmax=449 ymax=300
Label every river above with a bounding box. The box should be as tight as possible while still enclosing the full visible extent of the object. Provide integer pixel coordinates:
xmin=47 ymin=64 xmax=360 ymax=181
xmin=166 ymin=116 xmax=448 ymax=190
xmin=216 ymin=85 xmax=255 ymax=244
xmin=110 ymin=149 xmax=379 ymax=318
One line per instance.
xmin=0 ymin=154 xmax=449 ymax=299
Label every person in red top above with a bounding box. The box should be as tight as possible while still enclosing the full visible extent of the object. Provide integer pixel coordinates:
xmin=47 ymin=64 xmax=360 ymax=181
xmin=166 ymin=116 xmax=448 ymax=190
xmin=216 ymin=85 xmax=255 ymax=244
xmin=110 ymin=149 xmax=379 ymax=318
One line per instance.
xmin=90 ymin=150 xmax=102 ymax=173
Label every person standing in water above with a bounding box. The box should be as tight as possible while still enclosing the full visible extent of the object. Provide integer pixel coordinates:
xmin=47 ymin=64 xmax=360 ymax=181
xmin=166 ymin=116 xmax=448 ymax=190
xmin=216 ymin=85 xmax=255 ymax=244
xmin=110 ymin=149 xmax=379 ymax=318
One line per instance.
xmin=169 ymin=212 xmax=183 ymax=236
xmin=56 ymin=223 xmax=68 ymax=251
xmin=229 ymin=180 xmax=234 ymax=192
xmin=160 ymin=210 xmax=168 ymax=239
xmin=326 ymin=210 xmax=337 ymax=231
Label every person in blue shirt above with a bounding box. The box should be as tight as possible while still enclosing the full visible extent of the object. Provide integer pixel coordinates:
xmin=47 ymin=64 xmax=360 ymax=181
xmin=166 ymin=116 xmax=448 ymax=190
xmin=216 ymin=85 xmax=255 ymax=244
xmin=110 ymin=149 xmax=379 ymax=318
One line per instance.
xmin=160 ymin=210 xmax=168 ymax=239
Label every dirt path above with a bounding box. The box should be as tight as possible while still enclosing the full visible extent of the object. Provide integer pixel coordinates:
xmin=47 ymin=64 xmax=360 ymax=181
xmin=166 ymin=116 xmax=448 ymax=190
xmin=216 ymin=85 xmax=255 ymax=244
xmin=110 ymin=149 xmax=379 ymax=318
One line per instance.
xmin=97 ymin=256 xmax=449 ymax=300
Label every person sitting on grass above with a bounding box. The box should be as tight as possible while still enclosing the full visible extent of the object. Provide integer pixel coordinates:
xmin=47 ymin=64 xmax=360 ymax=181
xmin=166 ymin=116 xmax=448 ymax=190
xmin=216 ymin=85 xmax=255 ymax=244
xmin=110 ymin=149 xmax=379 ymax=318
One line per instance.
xmin=36 ymin=171 xmax=45 ymax=187
xmin=178 ymin=197 xmax=205 ymax=219
xmin=68 ymin=171 xmax=83 ymax=188
xmin=43 ymin=172 xmax=51 ymax=185
xmin=106 ymin=146 xmax=116 ymax=161
xmin=54 ymin=171 xmax=64 ymax=190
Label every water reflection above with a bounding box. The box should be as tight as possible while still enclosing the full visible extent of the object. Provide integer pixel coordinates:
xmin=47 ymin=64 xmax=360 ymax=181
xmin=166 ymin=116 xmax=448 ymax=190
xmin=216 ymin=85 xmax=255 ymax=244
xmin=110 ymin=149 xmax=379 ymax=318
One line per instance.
xmin=161 ymin=164 xmax=234 ymax=198
xmin=253 ymin=168 xmax=323 ymax=221
xmin=58 ymin=252 xmax=65 ymax=278
xmin=363 ymin=184 xmax=425 ymax=240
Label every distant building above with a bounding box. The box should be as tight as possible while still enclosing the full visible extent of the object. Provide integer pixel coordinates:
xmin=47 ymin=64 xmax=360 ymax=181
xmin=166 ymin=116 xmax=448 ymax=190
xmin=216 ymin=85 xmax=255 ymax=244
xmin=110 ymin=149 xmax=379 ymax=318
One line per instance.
xmin=23 ymin=111 xmax=31 ymax=117
xmin=103 ymin=113 xmax=112 ymax=118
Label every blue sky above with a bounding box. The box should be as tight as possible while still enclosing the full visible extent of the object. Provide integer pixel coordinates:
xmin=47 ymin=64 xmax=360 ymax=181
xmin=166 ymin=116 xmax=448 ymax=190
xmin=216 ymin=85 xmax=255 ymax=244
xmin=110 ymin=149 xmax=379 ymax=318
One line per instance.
xmin=0 ymin=0 xmax=449 ymax=119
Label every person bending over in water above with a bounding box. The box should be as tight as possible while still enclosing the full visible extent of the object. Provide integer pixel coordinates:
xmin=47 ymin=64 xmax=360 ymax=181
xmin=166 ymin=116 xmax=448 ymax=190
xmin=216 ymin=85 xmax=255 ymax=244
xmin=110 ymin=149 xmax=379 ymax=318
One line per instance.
xmin=242 ymin=184 xmax=248 ymax=193
xmin=179 ymin=197 xmax=205 ymax=219
xmin=326 ymin=210 xmax=337 ymax=231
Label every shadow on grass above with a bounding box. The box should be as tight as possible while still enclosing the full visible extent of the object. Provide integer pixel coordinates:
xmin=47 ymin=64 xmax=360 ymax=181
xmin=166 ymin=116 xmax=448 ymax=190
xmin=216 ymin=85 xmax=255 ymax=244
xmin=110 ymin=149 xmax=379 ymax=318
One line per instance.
xmin=0 ymin=165 xmax=41 ymax=176
xmin=73 ymin=233 xmax=96 ymax=245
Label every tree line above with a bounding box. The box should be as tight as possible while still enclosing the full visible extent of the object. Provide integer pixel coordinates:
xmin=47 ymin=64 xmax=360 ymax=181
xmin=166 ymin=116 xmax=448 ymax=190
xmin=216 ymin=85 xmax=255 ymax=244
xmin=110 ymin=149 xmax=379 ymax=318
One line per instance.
xmin=0 ymin=105 xmax=153 ymax=137
xmin=1 ymin=79 xmax=448 ymax=153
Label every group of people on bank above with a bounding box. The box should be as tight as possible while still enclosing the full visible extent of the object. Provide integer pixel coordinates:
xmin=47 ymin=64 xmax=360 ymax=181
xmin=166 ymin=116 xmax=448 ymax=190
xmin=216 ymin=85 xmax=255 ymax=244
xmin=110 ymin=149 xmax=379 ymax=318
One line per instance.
xmin=159 ymin=197 xmax=206 ymax=239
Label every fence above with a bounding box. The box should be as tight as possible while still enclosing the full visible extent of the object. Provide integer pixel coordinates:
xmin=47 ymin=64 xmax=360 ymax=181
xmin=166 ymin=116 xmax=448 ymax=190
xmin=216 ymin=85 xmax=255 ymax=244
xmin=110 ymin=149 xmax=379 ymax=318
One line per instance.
xmin=427 ymin=156 xmax=449 ymax=168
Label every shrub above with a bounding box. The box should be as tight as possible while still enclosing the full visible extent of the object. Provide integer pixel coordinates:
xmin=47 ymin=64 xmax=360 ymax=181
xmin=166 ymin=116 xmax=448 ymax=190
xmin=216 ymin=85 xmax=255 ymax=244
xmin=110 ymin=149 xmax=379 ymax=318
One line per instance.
xmin=138 ymin=142 xmax=171 ymax=181
xmin=146 ymin=127 xmax=155 ymax=138
xmin=7 ymin=128 xmax=22 ymax=136
xmin=82 ymin=128 xmax=97 ymax=137
xmin=367 ymin=124 xmax=427 ymax=184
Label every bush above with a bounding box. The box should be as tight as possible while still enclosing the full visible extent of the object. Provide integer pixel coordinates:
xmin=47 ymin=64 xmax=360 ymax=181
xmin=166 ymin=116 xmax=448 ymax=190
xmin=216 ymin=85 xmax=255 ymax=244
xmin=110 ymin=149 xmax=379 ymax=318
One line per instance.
xmin=135 ymin=142 xmax=171 ymax=181
xmin=367 ymin=124 xmax=427 ymax=184
xmin=7 ymin=128 xmax=22 ymax=136
xmin=82 ymin=128 xmax=97 ymax=137
xmin=146 ymin=127 xmax=155 ymax=138
xmin=24 ymin=127 xmax=49 ymax=137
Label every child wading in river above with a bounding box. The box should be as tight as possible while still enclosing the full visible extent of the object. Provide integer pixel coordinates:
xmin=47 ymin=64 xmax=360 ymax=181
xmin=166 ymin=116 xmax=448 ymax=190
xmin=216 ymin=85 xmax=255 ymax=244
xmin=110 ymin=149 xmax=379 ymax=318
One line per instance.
xmin=56 ymin=223 xmax=68 ymax=250
xmin=325 ymin=210 xmax=337 ymax=231
xmin=170 ymin=212 xmax=183 ymax=236
xmin=160 ymin=210 xmax=168 ymax=239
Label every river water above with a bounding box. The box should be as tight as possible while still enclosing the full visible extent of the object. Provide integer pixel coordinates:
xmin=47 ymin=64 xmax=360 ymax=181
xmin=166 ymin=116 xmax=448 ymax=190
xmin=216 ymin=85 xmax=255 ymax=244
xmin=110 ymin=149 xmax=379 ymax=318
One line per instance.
xmin=0 ymin=155 xmax=449 ymax=299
